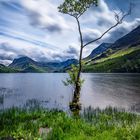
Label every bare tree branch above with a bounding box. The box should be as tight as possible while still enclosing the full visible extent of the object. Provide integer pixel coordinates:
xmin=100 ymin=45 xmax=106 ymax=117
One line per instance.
xmin=83 ymin=4 xmax=132 ymax=48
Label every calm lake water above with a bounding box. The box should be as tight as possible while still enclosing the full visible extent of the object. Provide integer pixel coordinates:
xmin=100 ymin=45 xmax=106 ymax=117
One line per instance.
xmin=0 ymin=73 xmax=140 ymax=112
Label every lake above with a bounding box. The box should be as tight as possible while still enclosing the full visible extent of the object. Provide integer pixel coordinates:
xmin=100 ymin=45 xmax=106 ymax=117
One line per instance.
xmin=0 ymin=73 xmax=140 ymax=112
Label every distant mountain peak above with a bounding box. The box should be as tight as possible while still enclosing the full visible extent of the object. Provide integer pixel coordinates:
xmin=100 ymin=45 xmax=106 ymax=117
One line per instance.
xmin=9 ymin=56 xmax=37 ymax=69
xmin=12 ymin=56 xmax=35 ymax=64
xmin=14 ymin=56 xmax=34 ymax=61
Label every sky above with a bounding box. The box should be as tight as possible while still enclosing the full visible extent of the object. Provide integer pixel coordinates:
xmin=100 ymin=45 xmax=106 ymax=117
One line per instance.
xmin=0 ymin=0 xmax=140 ymax=65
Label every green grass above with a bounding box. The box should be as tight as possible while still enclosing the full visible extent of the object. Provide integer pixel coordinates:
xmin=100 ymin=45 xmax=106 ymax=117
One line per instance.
xmin=0 ymin=107 xmax=140 ymax=140
xmin=84 ymin=47 xmax=140 ymax=73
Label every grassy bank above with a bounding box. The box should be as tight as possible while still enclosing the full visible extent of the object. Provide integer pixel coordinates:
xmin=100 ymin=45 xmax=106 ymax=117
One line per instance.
xmin=0 ymin=107 xmax=140 ymax=140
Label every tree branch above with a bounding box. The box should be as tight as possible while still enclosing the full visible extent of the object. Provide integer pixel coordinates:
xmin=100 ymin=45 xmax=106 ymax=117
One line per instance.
xmin=75 ymin=17 xmax=83 ymax=81
xmin=83 ymin=5 xmax=132 ymax=48
xmin=83 ymin=22 xmax=119 ymax=48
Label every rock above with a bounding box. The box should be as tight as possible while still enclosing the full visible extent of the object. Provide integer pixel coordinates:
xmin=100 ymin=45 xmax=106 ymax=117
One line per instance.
xmin=39 ymin=127 xmax=52 ymax=136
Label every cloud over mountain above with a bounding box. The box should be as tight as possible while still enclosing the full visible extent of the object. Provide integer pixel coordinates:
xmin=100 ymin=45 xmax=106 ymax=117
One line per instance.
xmin=0 ymin=0 xmax=140 ymax=65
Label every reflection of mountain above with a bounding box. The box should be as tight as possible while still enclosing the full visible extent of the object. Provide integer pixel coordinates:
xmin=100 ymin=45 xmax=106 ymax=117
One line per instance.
xmin=83 ymin=25 xmax=140 ymax=73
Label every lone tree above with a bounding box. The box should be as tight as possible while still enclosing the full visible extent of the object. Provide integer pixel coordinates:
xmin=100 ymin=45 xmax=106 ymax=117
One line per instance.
xmin=58 ymin=0 xmax=131 ymax=115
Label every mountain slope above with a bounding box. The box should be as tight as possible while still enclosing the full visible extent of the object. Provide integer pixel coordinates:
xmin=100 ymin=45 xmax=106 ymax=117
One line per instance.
xmin=0 ymin=64 xmax=19 ymax=73
xmin=9 ymin=56 xmax=37 ymax=69
xmin=83 ymin=46 xmax=140 ymax=73
xmin=39 ymin=59 xmax=78 ymax=71
xmin=84 ymin=25 xmax=140 ymax=73
xmin=86 ymin=43 xmax=112 ymax=59
xmin=9 ymin=56 xmax=47 ymax=73
xmin=111 ymin=25 xmax=140 ymax=49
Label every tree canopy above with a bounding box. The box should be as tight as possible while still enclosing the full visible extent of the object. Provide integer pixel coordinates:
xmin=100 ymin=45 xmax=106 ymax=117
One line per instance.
xmin=58 ymin=0 xmax=98 ymax=18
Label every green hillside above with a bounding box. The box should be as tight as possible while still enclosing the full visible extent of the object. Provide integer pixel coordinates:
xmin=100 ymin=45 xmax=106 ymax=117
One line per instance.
xmin=20 ymin=64 xmax=48 ymax=73
xmin=0 ymin=65 xmax=19 ymax=73
xmin=83 ymin=46 xmax=140 ymax=73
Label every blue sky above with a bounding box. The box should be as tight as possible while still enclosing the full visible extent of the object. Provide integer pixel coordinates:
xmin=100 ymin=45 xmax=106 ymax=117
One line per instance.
xmin=0 ymin=0 xmax=140 ymax=65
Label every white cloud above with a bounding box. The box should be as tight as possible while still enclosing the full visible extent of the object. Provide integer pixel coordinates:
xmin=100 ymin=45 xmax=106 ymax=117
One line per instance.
xmin=0 ymin=60 xmax=12 ymax=66
xmin=21 ymin=0 xmax=74 ymax=31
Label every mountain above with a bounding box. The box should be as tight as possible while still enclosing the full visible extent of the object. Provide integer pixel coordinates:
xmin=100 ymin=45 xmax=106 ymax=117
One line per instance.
xmin=9 ymin=56 xmax=37 ymax=69
xmin=9 ymin=56 xmax=46 ymax=73
xmin=111 ymin=25 xmax=140 ymax=49
xmin=43 ymin=59 xmax=78 ymax=71
xmin=86 ymin=43 xmax=112 ymax=59
xmin=0 ymin=64 xmax=19 ymax=73
xmin=8 ymin=56 xmax=78 ymax=73
xmin=83 ymin=25 xmax=140 ymax=73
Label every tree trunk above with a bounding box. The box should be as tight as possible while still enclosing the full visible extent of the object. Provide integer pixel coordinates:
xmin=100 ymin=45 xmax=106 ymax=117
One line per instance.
xmin=73 ymin=45 xmax=83 ymax=98
xmin=70 ymin=48 xmax=83 ymax=115
xmin=69 ymin=17 xmax=83 ymax=116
